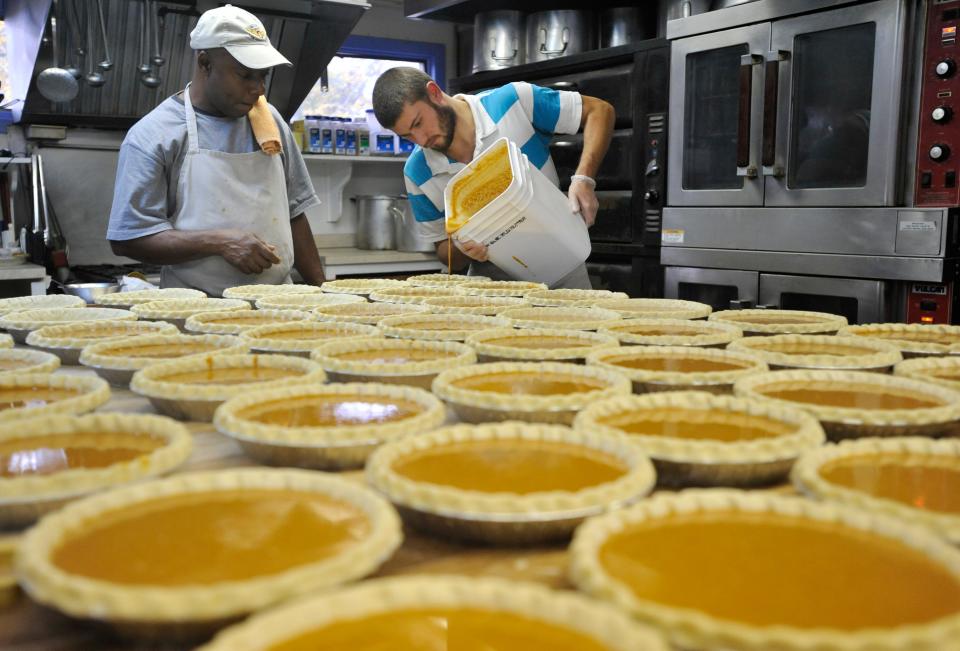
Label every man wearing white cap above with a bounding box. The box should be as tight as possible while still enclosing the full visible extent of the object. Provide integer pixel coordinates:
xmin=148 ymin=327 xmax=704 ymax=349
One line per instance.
xmin=107 ymin=5 xmax=324 ymax=296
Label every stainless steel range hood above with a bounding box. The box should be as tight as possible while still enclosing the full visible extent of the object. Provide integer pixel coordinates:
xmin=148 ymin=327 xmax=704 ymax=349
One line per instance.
xmin=19 ymin=0 xmax=369 ymax=128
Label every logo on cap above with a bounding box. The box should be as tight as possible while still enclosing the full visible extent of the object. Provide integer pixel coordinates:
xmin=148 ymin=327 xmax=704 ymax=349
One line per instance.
xmin=244 ymin=25 xmax=266 ymax=40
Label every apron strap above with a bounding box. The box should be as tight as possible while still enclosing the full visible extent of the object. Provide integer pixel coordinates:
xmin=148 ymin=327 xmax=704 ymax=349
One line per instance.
xmin=183 ymin=84 xmax=200 ymax=154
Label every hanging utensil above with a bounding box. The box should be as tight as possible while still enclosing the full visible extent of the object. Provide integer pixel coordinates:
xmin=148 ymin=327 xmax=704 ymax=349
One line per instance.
xmin=36 ymin=154 xmax=69 ymax=282
xmin=138 ymin=1 xmax=152 ymax=75
xmin=84 ymin=0 xmax=106 ymax=88
xmin=36 ymin=0 xmax=79 ymax=102
xmin=95 ymin=0 xmax=114 ymax=72
xmin=27 ymin=153 xmax=46 ymax=264
xmin=63 ymin=0 xmax=84 ymax=80
xmin=151 ymin=0 xmax=165 ymax=67
xmin=141 ymin=1 xmax=162 ymax=89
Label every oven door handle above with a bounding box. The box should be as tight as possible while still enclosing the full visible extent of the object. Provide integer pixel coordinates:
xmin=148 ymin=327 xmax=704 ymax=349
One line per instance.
xmin=737 ymin=53 xmax=763 ymax=179
xmin=762 ymin=50 xmax=790 ymax=178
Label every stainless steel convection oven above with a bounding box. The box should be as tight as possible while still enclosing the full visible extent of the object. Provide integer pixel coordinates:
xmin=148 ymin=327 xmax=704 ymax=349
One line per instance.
xmin=663 ymin=0 xmax=960 ymax=324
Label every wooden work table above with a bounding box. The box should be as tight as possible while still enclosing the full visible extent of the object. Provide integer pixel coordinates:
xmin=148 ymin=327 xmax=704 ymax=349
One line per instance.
xmin=0 ymin=370 xmax=573 ymax=651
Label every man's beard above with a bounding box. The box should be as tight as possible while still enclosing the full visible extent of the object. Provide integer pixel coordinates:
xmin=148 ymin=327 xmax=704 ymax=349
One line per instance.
xmin=428 ymin=99 xmax=457 ymax=153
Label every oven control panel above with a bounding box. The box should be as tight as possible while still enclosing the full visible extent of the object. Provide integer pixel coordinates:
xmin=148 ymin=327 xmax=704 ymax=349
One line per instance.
xmin=917 ymin=0 xmax=960 ymax=206
xmin=906 ymin=282 xmax=953 ymax=323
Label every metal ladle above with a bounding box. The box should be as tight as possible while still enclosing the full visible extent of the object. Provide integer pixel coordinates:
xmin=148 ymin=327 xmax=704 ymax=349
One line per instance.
xmin=84 ymin=0 xmax=105 ymax=88
xmin=141 ymin=1 xmax=162 ymax=89
xmin=151 ymin=0 xmax=165 ymax=67
xmin=36 ymin=0 xmax=79 ymax=102
xmin=95 ymin=0 xmax=114 ymax=72
xmin=137 ymin=2 xmax=152 ymax=76
xmin=63 ymin=0 xmax=84 ymax=80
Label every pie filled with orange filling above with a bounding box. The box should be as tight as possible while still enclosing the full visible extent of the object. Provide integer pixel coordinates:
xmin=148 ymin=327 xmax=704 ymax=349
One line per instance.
xmin=50 ymin=489 xmax=371 ymax=586
xmin=234 ymin=394 xmax=426 ymax=428
xmin=450 ymin=371 xmax=609 ymax=396
xmin=0 ymin=432 xmax=163 ymax=477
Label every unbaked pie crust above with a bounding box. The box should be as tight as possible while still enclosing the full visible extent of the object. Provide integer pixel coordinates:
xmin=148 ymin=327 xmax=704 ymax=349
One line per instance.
xmin=320 ymin=278 xmax=406 ymax=295
xmin=183 ymin=308 xmax=309 ymax=335
xmin=839 ymin=323 xmax=960 ymax=358
xmin=0 ymin=413 xmax=192 ymax=527
xmin=895 ymin=355 xmax=960 ymax=391
xmin=727 ymin=334 xmax=902 ymax=371
xmin=94 ymin=288 xmax=206 ymax=308
xmin=130 ymin=298 xmax=250 ymax=329
xmin=432 ymin=361 xmax=632 ymax=425
xmin=0 ymin=294 xmax=86 ymax=316
xmin=26 ymin=320 xmax=179 ymax=365
xmin=574 ymin=391 xmax=825 ymax=487
xmin=792 ymin=436 xmax=960 ymax=545
xmin=734 ymin=369 xmax=960 ymax=439
xmin=0 ymin=373 xmax=110 ymax=422
xmin=0 ymin=349 xmax=59 ymax=376
xmin=311 ymin=338 xmax=476 ymax=390
xmin=15 ymin=468 xmax=403 ymax=635
xmin=466 ymin=327 xmax=619 ymax=362
xmin=366 ymin=422 xmax=655 ymax=544
xmin=221 ymin=284 xmax=322 ymax=302
xmin=590 ymin=298 xmax=712 ymax=320
xmin=214 ymin=382 xmax=446 ymax=469
xmin=569 ymin=489 xmax=960 ymax=651
xmin=239 ymin=320 xmax=380 ymax=357
xmin=587 ymin=346 xmax=768 ymax=394
xmin=254 ymin=292 xmax=365 ymax=311
xmin=313 ymin=301 xmax=428 ymax=325
xmin=599 ymin=317 xmax=743 ymax=348
xmin=421 ymin=294 xmax=528 ymax=315
xmin=456 ymin=280 xmax=548 ymax=297
xmin=80 ymin=334 xmax=251 ymax=387
xmin=406 ymin=273 xmax=490 ymax=287
xmin=1 ymin=307 xmax=136 ymax=343
xmin=525 ymin=288 xmax=629 ymax=307
xmin=130 ymin=353 xmax=326 ymax=422
xmin=378 ymin=313 xmax=510 ymax=342
xmin=368 ymin=286 xmax=461 ymax=304
xmin=0 ymin=333 xmax=11 ymax=350
xmin=499 ymin=306 xmax=623 ymax=331
xmin=196 ymin=575 xmax=669 ymax=651
xmin=709 ymin=308 xmax=848 ymax=335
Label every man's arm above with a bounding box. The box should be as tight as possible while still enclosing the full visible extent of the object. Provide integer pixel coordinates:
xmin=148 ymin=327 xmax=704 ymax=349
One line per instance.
xmin=109 ymin=229 xmax=280 ymax=275
xmin=568 ymin=94 xmax=615 ymax=227
xmin=290 ymin=214 xmax=326 ymax=285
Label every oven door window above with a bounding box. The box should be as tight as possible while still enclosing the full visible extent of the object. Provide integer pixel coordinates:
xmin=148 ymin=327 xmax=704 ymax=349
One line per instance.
xmin=787 ymin=23 xmax=876 ymax=190
xmin=682 ymin=44 xmax=748 ymax=191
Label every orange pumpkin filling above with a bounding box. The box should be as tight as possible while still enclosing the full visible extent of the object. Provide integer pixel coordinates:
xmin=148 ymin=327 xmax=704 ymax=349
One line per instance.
xmin=0 ymin=432 xmax=161 ymax=477
xmin=51 ymin=489 xmax=370 ymax=585
xmin=819 ymin=453 xmax=960 ymax=514
xmin=597 ymin=408 xmax=796 ymax=442
xmin=605 ymin=356 xmax=750 ymax=373
xmin=392 ymin=439 xmax=627 ymax=493
xmin=450 ymin=372 xmax=608 ymax=396
xmin=483 ymin=336 xmax=591 ymax=349
xmin=265 ymin=608 xmax=610 ymax=651
xmin=236 ymin=395 xmax=425 ymax=427
xmin=159 ymin=366 xmax=303 ymax=386
xmin=759 ymin=385 xmax=943 ymax=410
xmin=599 ymin=511 xmax=960 ymax=629
xmin=104 ymin=343 xmax=225 ymax=359
xmin=0 ymin=388 xmax=80 ymax=411
xmin=333 ymin=349 xmax=452 ymax=364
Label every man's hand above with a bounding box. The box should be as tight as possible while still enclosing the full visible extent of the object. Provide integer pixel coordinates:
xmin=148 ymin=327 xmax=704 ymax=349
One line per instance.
xmin=217 ymin=230 xmax=282 ymax=275
xmin=568 ymin=178 xmax=599 ymax=227
xmin=456 ymin=239 xmax=489 ymax=262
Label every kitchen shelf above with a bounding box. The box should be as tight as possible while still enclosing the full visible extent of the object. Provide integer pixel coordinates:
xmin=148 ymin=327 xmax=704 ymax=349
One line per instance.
xmin=0 ymin=158 xmax=31 ymax=166
xmin=302 ymin=154 xmax=408 ymax=163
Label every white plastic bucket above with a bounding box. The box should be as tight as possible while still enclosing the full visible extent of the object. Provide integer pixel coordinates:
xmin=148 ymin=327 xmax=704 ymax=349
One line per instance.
xmin=444 ymin=137 xmax=590 ymax=285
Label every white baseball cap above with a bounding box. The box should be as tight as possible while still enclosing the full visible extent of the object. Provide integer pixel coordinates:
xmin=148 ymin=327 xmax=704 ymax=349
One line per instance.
xmin=190 ymin=4 xmax=291 ymax=70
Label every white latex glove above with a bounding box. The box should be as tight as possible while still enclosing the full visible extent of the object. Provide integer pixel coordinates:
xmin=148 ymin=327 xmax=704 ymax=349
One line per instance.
xmin=568 ymin=177 xmax=599 ymax=227
xmin=456 ymin=238 xmax=489 ymax=262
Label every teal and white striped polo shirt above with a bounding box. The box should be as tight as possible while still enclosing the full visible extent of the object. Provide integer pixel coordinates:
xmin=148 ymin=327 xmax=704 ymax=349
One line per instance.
xmin=403 ymin=82 xmax=582 ymax=243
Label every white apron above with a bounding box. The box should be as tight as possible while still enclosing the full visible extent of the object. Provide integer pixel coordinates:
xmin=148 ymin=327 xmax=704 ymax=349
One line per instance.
xmin=162 ymin=84 xmax=294 ymax=296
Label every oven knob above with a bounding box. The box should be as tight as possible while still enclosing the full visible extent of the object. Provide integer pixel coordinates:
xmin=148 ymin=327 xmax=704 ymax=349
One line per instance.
xmin=936 ymin=58 xmax=957 ymax=78
xmin=930 ymin=144 xmax=951 ymax=162
xmin=933 ymin=106 xmax=954 ymax=124
xmin=643 ymin=189 xmax=660 ymax=203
